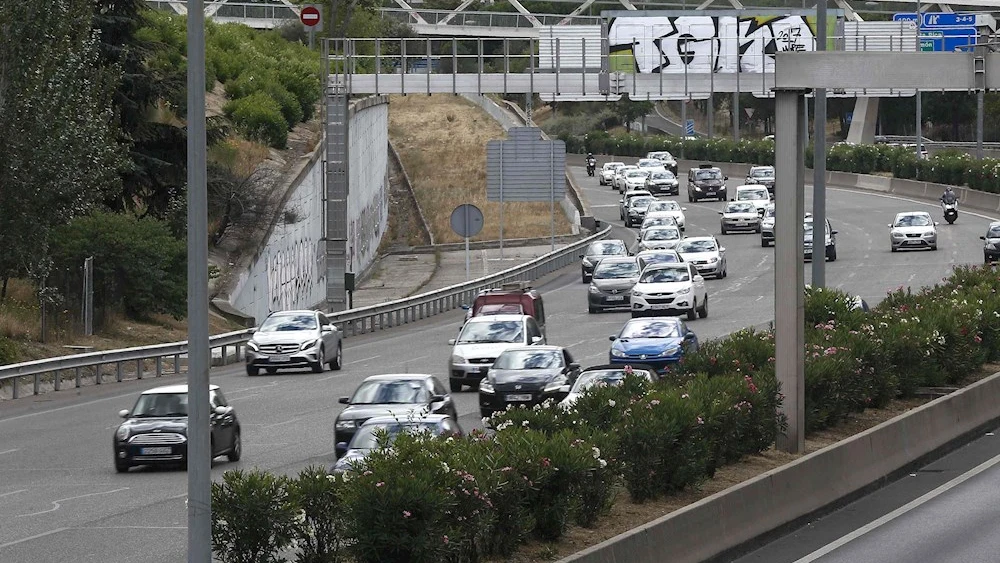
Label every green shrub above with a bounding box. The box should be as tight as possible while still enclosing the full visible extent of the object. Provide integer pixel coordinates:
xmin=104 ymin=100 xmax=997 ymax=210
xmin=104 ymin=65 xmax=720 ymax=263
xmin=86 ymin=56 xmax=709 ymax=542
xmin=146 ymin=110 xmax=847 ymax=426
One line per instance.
xmin=287 ymin=466 xmax=347 ymax=563
xmin=0 ymin=336 xmax=18 ymax=365
xmin=224 ymin=92 xmax=288 ymax=148
xmin=211 ymin=469 xmax=298 ymax=563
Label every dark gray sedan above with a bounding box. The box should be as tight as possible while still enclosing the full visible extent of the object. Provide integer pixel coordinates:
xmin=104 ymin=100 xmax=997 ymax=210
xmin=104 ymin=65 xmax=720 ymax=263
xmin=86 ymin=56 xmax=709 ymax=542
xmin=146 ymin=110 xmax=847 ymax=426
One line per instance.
xmin=587 ymin=256 xmax=640 ymax=313
xmin=580 ymin=239 xmax=629 ymax=283
xmin=478 ymin=346 xmax=581 ymax=417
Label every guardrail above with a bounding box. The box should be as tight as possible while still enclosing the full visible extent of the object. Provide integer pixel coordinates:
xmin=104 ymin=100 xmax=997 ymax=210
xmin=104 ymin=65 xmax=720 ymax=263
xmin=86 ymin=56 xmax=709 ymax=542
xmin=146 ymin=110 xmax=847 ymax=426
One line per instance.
xmin=378 ymin=8 xmax=603 ymax=28
xmin=0 ymin=226 xmax=611 ymax=400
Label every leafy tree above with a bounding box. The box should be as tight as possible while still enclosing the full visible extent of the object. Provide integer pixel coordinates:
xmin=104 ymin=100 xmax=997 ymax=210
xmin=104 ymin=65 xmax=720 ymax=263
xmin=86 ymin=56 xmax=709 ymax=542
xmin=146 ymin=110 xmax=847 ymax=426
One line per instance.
xmin=0 ymin=0 xmax=125 ymax=300
xmin=614 ymin=95 xmax=655 ymax=132
xmin=48 ymin=211 xmax=187 ymax=321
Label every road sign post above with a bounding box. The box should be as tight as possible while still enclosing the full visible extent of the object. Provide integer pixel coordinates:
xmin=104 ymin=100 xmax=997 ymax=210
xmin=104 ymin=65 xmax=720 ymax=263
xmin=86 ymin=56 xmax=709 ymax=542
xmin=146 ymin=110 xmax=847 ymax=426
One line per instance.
xmin=450 ymin=204 xmax=484 ymax=280
xmin=300 ymin=5 xmax=322 ymax=49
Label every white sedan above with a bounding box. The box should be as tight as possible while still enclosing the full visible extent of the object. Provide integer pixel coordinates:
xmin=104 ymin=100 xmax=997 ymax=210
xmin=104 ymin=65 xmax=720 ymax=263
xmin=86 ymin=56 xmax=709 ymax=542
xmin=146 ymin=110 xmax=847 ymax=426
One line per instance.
xmin=623 ymin=169 xmax=651 ymax=192
xmin=630 ymin=262 xmax=708 ymax=320
xmin=889 ymin=211 xmax=938 ymax=252
xmin=636 ymin=226 xmax=682 ymax=252
xmin=719 ymin=201 xmax=762 ymax=234
xmin=600 ymin=162 xmax=624 ymax=186
xmin=645 ymin=200 xmax=687 ymax=231
xmin=676 ymin=236 xmax=727 ymax=279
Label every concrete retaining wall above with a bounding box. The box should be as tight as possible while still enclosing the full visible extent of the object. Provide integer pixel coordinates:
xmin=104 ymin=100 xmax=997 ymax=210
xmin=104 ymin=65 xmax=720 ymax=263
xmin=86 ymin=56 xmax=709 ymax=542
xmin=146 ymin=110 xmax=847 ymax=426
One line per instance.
xmin=348 ymin=97 xmax=390 ymax=276
xmin=561 ymin=370 xmax=1000 ymax=563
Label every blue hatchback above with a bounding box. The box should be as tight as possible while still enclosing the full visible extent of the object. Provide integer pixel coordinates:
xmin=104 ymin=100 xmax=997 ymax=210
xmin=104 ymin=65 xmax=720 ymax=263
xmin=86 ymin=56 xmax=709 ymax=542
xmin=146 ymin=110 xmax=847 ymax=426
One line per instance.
xmin=608 ymin=317 xmax=698 ymax=372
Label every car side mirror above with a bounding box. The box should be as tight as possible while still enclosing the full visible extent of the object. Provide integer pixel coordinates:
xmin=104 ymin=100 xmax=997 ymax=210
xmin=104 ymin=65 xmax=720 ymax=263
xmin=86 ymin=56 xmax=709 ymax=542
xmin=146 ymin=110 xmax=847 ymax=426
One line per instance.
xmin=335 ymin=442 xmax=348 ymax=458
xmin=569 ymin=362 xmax=581 ymax=371
xmin=531 ymin=336 xmax=543 ymax=344
xmin=724 ymin=175 xmax=729 ymax=180
xmin=322 ymin=325 xmax=334 ymax=333
xmin=579 ymin=254 xmax=585 ymax=259
xmin=719 ymin=247 xmax=726 ymax=253
xmin=608 ymin=335 xmax=617 ymax=341
xmin=693 ymin=275 xmax=704 ymax=282
xmin=681 ymin=207 xmax=687 ymax=211
xmin=214 ymin=406 xmax=229 ymax=415
xmin=981 ymin=236 xmax=987 ymax=240
xmin=717 ymin=211 xmax=724 ymax=215
xmin=934 ymin=221 xmax=940 ymax=226
xmin=448 ymin=338 xmax=457 ymax=345
xmin=431 ymin=394 xmax=447 ymax=403
xmin=685 ymin=332 xmax=696 ymax=340
xmin=831 ymin=230 xmax=838 ymax=235
xmin=338 ymin=397 xmax=350 ymax=405
xmin=118 ymin=409 xmax=130 ymax=418
xmin=460 ymin=304 xmax=470 ymax=310
xmin=558 ymin=384 xmax=571 ymax=394
xmin=887 ymin=224 xmax=892 ymax=228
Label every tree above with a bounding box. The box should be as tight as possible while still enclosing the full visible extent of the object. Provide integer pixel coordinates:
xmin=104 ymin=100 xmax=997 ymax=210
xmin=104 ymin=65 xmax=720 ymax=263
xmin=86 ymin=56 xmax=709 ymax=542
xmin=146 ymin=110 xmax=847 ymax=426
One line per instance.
xmin=0 ymin=0 xmax=125 ymax=300
xmin=614 ymin=95 xmax=655 ymax=132
xmin=207 ymin=139 xmax=282 ymax=247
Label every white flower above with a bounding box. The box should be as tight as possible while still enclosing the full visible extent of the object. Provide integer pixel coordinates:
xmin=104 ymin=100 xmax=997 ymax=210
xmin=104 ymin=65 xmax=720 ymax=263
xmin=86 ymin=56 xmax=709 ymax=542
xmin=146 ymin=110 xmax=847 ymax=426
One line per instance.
xmin=598 ymin=458 xmax=608 ymax=469
xmin=481 ymin=417 xmax=490 ymax=426
xmin=521 ymin=420 xmax=530 ymax=427
xmin=608 ymin=399 xmax=616 ymax=407
xmin=592 ymin=447 xmax=601 ymax=459
xmin=441 ymin=462 xmax=451 ymax=473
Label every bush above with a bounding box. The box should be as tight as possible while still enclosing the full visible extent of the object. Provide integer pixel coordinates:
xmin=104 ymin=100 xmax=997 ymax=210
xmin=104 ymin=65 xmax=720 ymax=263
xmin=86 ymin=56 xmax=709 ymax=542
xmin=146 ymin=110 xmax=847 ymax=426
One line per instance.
xmin=225 ymin=92 xmax=288 ymax=149
xmin=212 ymin=469 xmax=298 ymax=563
xmin=0 ymin=336 xmax=18 ymax=365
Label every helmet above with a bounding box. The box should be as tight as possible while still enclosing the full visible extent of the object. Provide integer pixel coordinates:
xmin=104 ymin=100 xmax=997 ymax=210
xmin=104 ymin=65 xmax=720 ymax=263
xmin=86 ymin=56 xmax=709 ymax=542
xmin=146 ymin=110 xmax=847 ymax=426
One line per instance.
xmin=945 ymin=186 xmax=954 ymax=192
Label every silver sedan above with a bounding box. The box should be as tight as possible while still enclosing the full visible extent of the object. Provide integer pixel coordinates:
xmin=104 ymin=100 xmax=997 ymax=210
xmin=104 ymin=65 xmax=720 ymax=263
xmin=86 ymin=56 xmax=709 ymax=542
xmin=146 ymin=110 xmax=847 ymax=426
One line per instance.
xmin=889 ymin=211 xmax=938 ymax=252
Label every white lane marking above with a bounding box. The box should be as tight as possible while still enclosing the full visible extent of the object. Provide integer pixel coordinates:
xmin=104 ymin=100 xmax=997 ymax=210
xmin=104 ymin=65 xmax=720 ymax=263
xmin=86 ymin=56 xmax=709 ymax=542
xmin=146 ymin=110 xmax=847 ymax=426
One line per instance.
xmin=345 ymin=355 xmax=381 ymax=366
xmin=792 ymin=451 xmax=1000 ymax=563
xmin=590 ymin=204 xmax=619 ymax=208
xmin=0 ymin=527 xmax=69 ymax=549
xmin=15 ymin=487 xmax=130 ymax=518
xmin=0 ymin=449 xmax=18 ymax=455
xmin=0 ymin=392 xmax=141 ymax=424
xmin=0 ymin=489 xmax=27 ymax=498
xmin=75 ymin=526 xmax=186 ymax=530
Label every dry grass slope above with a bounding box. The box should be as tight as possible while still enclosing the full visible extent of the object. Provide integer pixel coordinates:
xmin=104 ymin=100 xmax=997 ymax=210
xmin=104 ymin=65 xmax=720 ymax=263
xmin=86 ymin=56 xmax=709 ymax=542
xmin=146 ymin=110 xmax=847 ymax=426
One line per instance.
xmin=388 ymin=95 xmax=574 ymax=245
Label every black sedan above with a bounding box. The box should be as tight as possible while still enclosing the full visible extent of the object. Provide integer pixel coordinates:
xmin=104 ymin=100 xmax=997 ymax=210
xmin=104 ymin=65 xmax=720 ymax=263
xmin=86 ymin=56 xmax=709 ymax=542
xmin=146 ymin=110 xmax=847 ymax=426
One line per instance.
xmin=580 ymin=239 xmax=629 ymax=283
xmin=331 ymin=414 xmax=463 ymax=472
xmin=334 ymin=374 xmax=457 ymax=447
xmin=113 ymin=384 xmax=241 ymax=473
xmin=479 ymin=346 xmax=581 ymax=418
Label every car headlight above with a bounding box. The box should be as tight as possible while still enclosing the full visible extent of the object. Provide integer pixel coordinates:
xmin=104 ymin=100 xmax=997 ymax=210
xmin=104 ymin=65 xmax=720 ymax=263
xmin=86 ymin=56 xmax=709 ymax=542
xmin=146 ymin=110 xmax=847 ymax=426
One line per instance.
xmin=247 ymin=341 xmax=259 ymax=352
xmin=451 ymin=354 xmax=466 ymax=365
xmin=610 ymin=348 xmax=626 ymax=358
xmin=116 ymin=425 xmax=130 ymax=441
xmin=335 ymin=420 xmax=356 ymax=431
xmin=662 ymin=345 xmax=681 ymax=356
xmin=708 ymin=257 xmax=719 ymax=263
xmin=676 ymin=287 xmax=691 ymax=295
xmin=631 ymin=289 xmax=644 ymax=297
xmin=299 ymin=339 xmax=318 ymax=351
xmin=891 ymin=232 xmax=904 ymax=238
xmin=479 ymin=378 xmax=495 ymax=394
xmin=694 ymin=186 xmax=703 ymax=191
xmin=543 ymin=375 xmax=568 ymax=393
xmin=588 ymin=285 xmax=601 ymax=294
xmin=924 ymin=231 xmax=936 ymax=237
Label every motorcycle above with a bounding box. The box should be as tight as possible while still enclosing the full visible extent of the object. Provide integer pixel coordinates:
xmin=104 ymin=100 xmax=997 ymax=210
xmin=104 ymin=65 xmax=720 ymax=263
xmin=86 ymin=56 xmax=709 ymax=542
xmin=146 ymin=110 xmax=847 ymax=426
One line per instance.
xmin=586 ymin=158 xmax=597 ymax=177
xmin=942 ymin=200 xmax=958 ymax=224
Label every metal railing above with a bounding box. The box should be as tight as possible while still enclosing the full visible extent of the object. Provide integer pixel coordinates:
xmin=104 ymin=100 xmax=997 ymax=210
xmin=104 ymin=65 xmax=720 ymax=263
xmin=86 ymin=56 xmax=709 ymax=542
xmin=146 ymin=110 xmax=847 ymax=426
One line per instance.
xmin=145 ymin=1 xmax=300 ymax=24
xmin=0 ymin=226 xmax=610 ymax=399
xmin=379 ymin=8 xmax=603 ymax=28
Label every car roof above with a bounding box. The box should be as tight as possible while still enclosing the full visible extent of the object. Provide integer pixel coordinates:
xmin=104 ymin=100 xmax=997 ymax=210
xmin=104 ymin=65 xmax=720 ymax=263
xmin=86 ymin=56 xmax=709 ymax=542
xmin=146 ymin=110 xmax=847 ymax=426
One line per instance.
xmin=142 ymin=384 xmax=220 ymax=395
xmin=749 ymin=165 xmax=774 ymax=170
xmin=361 ymin=414 xmax=452 ymax=426
xmin=624 ymin=189 xmax=652 ymax=195
xmin=266 ymin=310 xmax=318 ymax=316
xmin=595 ymin=255 xmax=638 ymax=263
xmin=499 ymin=345 xmax=564 ymax=353
xmin=896 ymin=211 xmax=930 ymax=217
xmin=736 ymin=185 xmax=768 ymax=191
xmin=989 ymin=221 xmax=1000 ymax=228
xmin=464 ymin=314 xmax=530 ymax=322
xmin=680 ymin=236 xmax=716 ymax=242
xmin=637 ymin=249 xmax=680 ymax=255
xmin=644 ymin=225 xmax=680 ymax=232
xmin=644 ymin=260 xmax=688 ymax=269
xmin=626 ymin=316 xmax=682 ymax=325
xmin=361 ymin=373 xmax=435 ymax=382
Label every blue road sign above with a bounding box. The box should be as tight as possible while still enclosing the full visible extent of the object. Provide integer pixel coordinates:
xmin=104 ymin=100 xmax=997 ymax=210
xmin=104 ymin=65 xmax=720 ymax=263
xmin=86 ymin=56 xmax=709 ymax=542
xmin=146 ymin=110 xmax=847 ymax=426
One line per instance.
xmin=893 ymin=13 xmax=978 ymax=51
xmin=685 ymin=120 xmax=695 ymax=135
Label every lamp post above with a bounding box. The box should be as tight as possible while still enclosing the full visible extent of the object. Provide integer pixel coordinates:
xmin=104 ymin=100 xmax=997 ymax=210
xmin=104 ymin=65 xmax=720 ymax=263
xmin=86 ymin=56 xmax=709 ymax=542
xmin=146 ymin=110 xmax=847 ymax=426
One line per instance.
xmin=915 ymin=0 xmax=923 ymax=163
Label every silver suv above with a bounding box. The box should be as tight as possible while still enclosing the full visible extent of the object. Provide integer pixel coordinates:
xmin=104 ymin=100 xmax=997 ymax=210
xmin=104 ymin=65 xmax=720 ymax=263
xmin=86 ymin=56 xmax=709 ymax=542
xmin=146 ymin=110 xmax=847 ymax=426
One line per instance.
xmin=246 ymin=310 xmax=343 ymax=376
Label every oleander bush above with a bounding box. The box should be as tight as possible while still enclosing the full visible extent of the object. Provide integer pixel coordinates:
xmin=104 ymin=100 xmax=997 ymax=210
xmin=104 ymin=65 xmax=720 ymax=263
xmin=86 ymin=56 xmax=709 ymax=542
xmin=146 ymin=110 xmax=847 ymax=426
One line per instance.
xmin=212 ymin=264 xmax=1000 ymax=563
xmin=563 ymin=132 xmax=1000 ymax=193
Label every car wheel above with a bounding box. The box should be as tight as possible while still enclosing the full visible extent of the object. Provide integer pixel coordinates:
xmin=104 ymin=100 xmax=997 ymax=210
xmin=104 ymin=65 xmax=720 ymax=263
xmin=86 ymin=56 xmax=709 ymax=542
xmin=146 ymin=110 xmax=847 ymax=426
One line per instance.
xmin=761 ymin=238 xmax=769 ymax=248
xmin=891 ymin=246 xmax=898 ymax=253
xmin=480 ymin=409 xmax=492 ymax=420
xmin=450 ymin=379 xmax=463 ymax=393
xmin=246 ymin=365 xmax=259 ymax=377
xmin=227 ymin=430 xmax=242 ymax=462
xmin=265 ymin=367 xmax=277 ymax=375
xmin=329 ymin=343 xmax=343 ymax=371
xmin=756 ymin=225 xmax=762 ymax=234
xmin=721 ymin=224 xmax=728 ymax=235
xmin=827 ymin=247 xmax=837 ymax=262
xmin=114 ymin=458 xmax=130 ymax=473
xmin=698 ymin=295 xmax=709 ymax=319
xmin=311 ymin=347 xmax=325 ymax=373
xmin=630 ymin=310 xmax=642 ymax=318
xmin=588 ymin=304 xmax=597 ymax=314
xmin=687 ymin=300 xmax=698 ymax=321
xmin=931 ymin=244 xmax=938 ymax=251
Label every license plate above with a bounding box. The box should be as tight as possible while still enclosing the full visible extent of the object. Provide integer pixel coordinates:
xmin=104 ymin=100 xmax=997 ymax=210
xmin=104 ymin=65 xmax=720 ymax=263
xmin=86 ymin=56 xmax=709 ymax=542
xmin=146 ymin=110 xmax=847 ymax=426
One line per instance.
xmin=140 ymin=447 xmax=172 ymax=455
xmin=606 ymin=295 xmax=625 ymax=301
xmin=270 ymin=354 xmax=291 ymax=362
xmin=506 ymin=394 xmax=532 ymax=402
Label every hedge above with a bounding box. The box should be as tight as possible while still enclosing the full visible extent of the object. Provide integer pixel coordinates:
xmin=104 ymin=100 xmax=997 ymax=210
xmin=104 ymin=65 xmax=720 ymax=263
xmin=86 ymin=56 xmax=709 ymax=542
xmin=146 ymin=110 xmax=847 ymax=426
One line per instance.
xmin=563 ymin=131 xmax=1000 ymax=193
xmin=211 ymin=265 xmax=1000 ymax=563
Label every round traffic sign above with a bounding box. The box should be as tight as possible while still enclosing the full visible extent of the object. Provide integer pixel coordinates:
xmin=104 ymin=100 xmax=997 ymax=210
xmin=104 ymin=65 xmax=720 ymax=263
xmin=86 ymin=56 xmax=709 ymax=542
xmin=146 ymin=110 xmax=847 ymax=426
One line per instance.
xmin=450 ymin=204 xmax=484 ymax=238
xmin=300 ymin=5 xmax=321 ymax=27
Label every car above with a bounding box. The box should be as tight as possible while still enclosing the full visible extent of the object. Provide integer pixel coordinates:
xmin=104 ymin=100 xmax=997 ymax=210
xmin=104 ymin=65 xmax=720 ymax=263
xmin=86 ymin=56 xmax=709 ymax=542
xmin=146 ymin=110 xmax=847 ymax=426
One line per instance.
xmin=600 ymin=162 xmax=624 ymax=186
xmin=113 ymin=384 xmax=241 ymax=473
xmin=687 ymin=164 xmax=728 ymax=202
xmin=639 ymin=212 xmax=680 ymax=238
xmin=760 ymin=204 xmax=776 ymax=247
xmin=980 ymin=221 xmax=1000 ymax=264
xmin=622 ymin=168 xmax=652 ymax=192
xmin=331 ymin=414 xmax=463 ymax=471
xmin=245 ymin=310 xmax=342 ymax=376
xmin=733 ymin=185 xmax=771 ymax=215
xmin=613 ymin=165 xmax=638 ymax=191
xmin=636 ymin=158 xmax=665 ymax=171
xmin=629 ymin=261 xmax=708 ymax=319
xmin=645 ymin=169 xmax=680 ymax=195
xmin=588 ymin=255 xmax=641 ymax=313
xmin=719 ymin=201 xmax=762 ymax=234
xmin=889 ymin=211 xmax=938 ymax=252
xmin=557 ymin=364 xmax=659 ymax=408
xmin=463 ymin=282 xmax=546 ymax=336
xmin=335 ymin=374 xmax=458 ymax=446
xmin=608 ymin=317 xmax=700 ymax=373
xmin=804 ymin=216 xmax=838 ymax=262
xmin=619 ymin=189 xmax=653 ymax=221
xmin=635 ymin=249 xmax=684 ymax=271
xmin=644 ymin=200 xmax=687 ymax=231
xmin=646 ymin=151 xmax=678 ymax=173
xmin=448 ymin=314 xmax=546 ymax=391
xmin=478 ymin=346 xmax=581 ymax=417
xmin=636 ymin=226 xmax=683 ymax=252
xmin=676 ymin=236 xmax=727 ymax=279
xmin=744 ymin=165 xmax=776 ymax=195
xmin=580 ymin=239 xmax=629 ymax=282
xmin=624 ymin=195 xmax=656 ymax=227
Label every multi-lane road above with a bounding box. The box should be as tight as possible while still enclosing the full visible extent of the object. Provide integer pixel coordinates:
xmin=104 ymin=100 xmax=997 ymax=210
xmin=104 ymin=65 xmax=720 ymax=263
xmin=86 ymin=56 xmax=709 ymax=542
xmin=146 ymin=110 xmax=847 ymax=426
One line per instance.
xmin=1 ymin=161 xmax=997 ymax=562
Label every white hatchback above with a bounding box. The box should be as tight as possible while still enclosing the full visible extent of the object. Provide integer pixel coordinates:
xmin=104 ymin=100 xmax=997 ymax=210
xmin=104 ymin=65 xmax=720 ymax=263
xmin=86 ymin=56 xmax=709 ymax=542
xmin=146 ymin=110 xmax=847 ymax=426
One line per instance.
xmin=630 ymin=262 xmax=708 ymax=320
xmin=645 ymin=200 xmax=687 ymax=231
xmin=600 ymin=162 xmax=624 ymax=186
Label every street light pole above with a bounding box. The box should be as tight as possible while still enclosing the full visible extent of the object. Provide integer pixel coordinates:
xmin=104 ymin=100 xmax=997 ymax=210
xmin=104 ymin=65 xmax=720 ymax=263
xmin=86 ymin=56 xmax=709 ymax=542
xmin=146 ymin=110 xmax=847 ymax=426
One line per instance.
xmin=915 ymin=0 xmax=923 ymax=163
xmin=811 ymin=0 xmax=828 ymax=288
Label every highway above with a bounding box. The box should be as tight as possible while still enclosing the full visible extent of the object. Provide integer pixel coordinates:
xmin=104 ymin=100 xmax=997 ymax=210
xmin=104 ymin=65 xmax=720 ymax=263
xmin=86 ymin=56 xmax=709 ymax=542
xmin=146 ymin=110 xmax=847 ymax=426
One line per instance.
xmin=0 ymin=162 xmax=995 ymax=562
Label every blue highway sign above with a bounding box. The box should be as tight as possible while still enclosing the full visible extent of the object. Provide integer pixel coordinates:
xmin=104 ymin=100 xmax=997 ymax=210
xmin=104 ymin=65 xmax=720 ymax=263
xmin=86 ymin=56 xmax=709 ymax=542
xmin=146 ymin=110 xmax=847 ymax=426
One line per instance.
xmin=893 ymin=13 xmax=979 ymax=51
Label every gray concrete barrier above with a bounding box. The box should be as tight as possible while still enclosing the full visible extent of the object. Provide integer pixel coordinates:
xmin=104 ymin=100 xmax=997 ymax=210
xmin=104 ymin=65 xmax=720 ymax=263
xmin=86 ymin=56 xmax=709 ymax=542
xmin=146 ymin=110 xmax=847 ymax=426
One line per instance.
xmin=560 ymin=370 xmax=1000 ymax=563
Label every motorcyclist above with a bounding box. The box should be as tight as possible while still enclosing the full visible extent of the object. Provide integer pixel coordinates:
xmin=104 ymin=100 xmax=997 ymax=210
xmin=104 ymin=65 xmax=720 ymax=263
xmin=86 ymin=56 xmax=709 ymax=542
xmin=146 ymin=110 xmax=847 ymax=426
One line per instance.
xmin=586 ymin=153 xmax=597 ymax=175
xmin=940 ymin=187 xmax=958 ymax=205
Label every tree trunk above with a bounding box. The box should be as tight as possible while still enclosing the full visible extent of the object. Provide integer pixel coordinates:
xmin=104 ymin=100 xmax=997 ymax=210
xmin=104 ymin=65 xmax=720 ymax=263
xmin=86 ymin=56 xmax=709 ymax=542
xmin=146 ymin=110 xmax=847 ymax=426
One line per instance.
xmin=1 ymin=276 xmax=7 ymax=302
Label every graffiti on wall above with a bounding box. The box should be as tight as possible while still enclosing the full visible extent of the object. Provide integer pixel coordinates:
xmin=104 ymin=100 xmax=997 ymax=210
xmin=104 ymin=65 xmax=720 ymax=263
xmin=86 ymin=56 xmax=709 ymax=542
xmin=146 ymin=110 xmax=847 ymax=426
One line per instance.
xmin=267 ymin=236 xmax=323 ymax=312
xmin=609 ymin=15 xmax=834 ymax=75
xmin=348 ymin=180 xmax=388 ymax=272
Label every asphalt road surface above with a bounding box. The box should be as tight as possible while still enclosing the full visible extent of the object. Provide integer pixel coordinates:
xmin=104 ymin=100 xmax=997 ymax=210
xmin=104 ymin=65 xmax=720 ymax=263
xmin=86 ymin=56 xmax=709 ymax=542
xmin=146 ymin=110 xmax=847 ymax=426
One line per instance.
xmin=1 ymin=165 xmax=995 ymax=562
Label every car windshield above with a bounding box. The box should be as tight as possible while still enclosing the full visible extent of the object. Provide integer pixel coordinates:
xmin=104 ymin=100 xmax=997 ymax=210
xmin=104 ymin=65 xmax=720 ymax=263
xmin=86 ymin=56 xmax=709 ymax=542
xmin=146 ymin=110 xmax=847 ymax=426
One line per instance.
xmin=650 ymin=172 xmax=675 ymax=180
xmin=477 ymin=303 xmax=523 ymax=316
xmin=348 ymin=422 xmax=440 ymax=450
xmin=638 ymin=160 xmax=658 ymax=167
xmin=604 ymin=163 xmax=622 ymax=170
xmin=587 ymin=241 xmax=626 ymax=256
xmin=895 ymin=215 xmax=932 ymax=227
xmin=643 ymin=217 xmax=676 ymax=228
xmin=572 ymin=368 xmax=653 ymax=393
xmin=593 ymin=260 xmax=639 ymax=279
xmin=644 ymin=228 xmax=680 ymax=241
xmin=751 ymin=168 xmax=774 ymax=178
xmin=627 ymin=171 xmax=647 ymax=178
xmin=650 ymin=201 xmax=680 ymax=211
xmin=619 ymin=320 xmax=682 ymax=339
xmin=493 ymin=349 xmax=563 ymax=370
xmin=630 ymin=197 xmax=653 ymax=209
xmin=259 ymin=313 xmax=316 ymax=332
xmin=678 ymin=240 xmax=717 ymax=253
xmin=457 ymin=320 xmax=523 ymax=344
xmin=988 ymin=226 xmax=1000 ymax=237
xmin=638 ymin=252 xmax=680 ymax=265
xmin=131 ymin=392 xmax=189 ymax=417
xmin=726 ymin=202 xmax=756 ymax=213
xmin=639 ymin=266 xmax=690 ymax=283
xmin=738 ymin=189 xmax=768 ymax=201
xmin=350 ymin=379 xmax=429 ymax=404
xmin=695 ymin=170 xmax=721 ymax=180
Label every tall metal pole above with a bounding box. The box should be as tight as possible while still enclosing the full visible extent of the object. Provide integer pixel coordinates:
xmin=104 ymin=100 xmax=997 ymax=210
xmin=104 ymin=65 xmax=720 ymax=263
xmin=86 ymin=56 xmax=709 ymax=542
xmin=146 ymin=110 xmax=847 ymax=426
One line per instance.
xmin=915 ymin=0 xmax=923 ymax=162
xmin=977 ymin=89 xmax=985 ymax=160
xmin=812 ymin=0 xmax=828 ymax=288
xmin=774 ymin=89 xmax=806 ymax=454
xmin=186 ymin=0 xmax=212 ymax=561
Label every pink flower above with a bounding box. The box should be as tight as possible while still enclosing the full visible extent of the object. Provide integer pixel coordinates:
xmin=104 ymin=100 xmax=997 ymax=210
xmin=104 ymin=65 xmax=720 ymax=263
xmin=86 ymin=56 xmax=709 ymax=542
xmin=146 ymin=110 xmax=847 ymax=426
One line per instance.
xmin=697 ymin=416 xmax=705 ymax=425
xmin=541 ymin=457 xmax=551 ymax=467
xmin=974 ymin=334 xmax=983 ymax=343
xmin=443 ymin=535 xmax=449 ymax=544
xmin=402 ymin=510 xmax=412 ymax=518
xmin=375 ymin=481 xmax=384 ymax=487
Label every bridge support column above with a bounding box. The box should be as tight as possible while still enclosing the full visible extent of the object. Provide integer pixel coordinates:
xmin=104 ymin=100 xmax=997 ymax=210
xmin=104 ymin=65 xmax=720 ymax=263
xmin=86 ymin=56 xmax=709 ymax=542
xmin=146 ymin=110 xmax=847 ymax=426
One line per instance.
xmin=325 ymin=82 xmax=349 ymax=312
xmin=846 ymin=96 xmax=879 ymax=144
xmin=774 ymin=88 xmax=806 ymax=454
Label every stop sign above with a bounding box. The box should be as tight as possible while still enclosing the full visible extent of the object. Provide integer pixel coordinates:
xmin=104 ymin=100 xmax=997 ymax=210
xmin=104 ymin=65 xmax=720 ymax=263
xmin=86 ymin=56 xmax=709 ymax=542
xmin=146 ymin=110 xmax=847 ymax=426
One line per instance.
xmin=300 ymin=5 xmax=321 ymax=27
